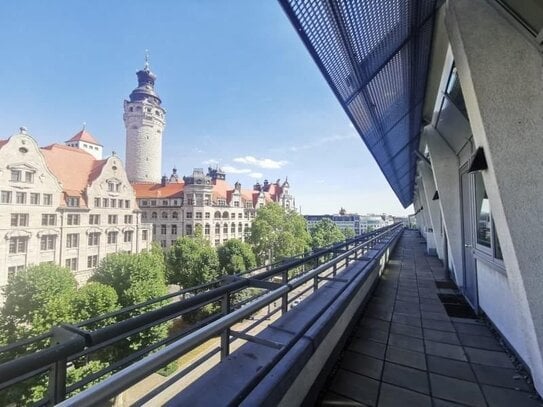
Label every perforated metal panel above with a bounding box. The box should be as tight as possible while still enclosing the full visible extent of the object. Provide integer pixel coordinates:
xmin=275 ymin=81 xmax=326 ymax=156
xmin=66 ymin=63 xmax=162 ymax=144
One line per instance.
xmin=279 ymin=0 xmax=437 ymax=207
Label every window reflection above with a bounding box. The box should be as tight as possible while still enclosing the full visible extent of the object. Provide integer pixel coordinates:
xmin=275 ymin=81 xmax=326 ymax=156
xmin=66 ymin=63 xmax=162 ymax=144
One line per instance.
xmin=475 ymin=173 xmax=491 ymax=248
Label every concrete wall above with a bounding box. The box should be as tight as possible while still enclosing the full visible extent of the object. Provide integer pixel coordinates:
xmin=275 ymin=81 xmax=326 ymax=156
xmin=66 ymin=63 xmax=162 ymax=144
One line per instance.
xmin=443 ymin=0 xmax=543 ymax=393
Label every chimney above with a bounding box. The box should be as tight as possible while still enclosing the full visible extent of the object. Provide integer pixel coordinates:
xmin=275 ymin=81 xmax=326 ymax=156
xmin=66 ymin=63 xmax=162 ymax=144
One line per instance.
xmin=161 ymin=175 xmax=167 ymax=187
xmin=254 ymin=182 xmax=261 ymax=192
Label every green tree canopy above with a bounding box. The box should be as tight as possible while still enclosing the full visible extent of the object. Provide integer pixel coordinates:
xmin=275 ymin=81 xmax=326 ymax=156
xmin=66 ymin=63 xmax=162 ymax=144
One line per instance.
xmin=91 ymin=249 xmax=170 ymax=352
xmin=217 ymin=239 xmax=257 ymax=275
xmin=91 ymin=249 xmax=167 ymax=307
xmin=310 ymin=218 xmax=346 ymax=249
xmin=341 ymin=227 xmax=356 ymax=240
xmin=166 ymin=235 xmax=219 ymax=288
xmin=248 ymin=203 xmax=311 ymax=265
xmin=0 ymin=263 xmax=77 ymax=342
xmin=0 ymin=264 xmax=120 ymax=343
xmin=72 ymin=282 xmax=119 ymax=325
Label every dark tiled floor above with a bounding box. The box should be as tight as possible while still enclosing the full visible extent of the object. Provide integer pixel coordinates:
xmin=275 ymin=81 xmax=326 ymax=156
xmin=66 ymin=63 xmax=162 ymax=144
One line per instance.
xmin=320 ymin=231 xmax=542 ymax=407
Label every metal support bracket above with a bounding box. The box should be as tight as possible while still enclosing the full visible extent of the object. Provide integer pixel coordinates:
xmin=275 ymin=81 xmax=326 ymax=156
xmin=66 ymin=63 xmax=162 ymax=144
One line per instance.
xmin=247 ymin=279 xmax=283 ymax=290
xmin=230 ymin=330 xmax=284 ymax=350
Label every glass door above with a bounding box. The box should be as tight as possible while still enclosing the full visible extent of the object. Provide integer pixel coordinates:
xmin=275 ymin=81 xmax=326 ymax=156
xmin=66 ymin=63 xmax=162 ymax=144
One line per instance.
xmin=460 ymin=165 xmax=479 ymax=311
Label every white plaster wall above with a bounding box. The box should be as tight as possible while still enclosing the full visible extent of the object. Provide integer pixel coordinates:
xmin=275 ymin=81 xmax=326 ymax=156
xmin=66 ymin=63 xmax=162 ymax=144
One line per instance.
xmin=477 ymin=260 xmax=530 ymax=365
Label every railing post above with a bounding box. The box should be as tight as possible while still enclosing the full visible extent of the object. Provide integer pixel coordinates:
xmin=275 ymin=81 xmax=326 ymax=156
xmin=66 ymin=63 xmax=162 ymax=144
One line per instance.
xmin=49 ymin=358 xmax=67 ymax=404
xmin=313 ymin=274 xmax=319 ymax=292
xmin=281 ymin=270 xmax=288 ymax=315
xmin=47 ymin=327 xmax=76 ymax=404
xmin=332 ymin=262 xmax=337 ymax=277
xmin=220 ymin=293 xmax=230 ymax=360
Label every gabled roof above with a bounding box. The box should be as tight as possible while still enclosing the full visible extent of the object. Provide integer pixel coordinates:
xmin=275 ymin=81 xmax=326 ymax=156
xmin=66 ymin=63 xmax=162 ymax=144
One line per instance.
xmin=41 ymin=144 xmax=104 ymax=204
xmin=66 ymin=129 xmax=102 ymax=146
xmin=0 ymin=139 xmax=9 ymax=150
xmin=41 ymin=144 xmax=96 ymax=190
xmin=132 ymin=182 xmax=185 ymax=199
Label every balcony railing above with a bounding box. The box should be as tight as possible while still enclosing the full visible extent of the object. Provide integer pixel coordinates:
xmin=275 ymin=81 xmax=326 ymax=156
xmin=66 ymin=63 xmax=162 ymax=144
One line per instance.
xmin=0 ymin=224 xmax=402 ymax=406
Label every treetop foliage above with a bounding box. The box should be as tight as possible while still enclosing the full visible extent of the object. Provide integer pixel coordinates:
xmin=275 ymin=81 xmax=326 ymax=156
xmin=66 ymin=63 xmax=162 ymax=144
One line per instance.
xmin=248 ymin=203 xmax=311 ymax=265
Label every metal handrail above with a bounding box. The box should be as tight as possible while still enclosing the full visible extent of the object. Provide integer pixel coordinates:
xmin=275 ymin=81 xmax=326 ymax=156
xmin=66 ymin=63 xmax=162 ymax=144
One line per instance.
xmin=0 ymin=224 xmax=401 ymax=404
xmin=57 ymin=224 xmax=403 ymax=406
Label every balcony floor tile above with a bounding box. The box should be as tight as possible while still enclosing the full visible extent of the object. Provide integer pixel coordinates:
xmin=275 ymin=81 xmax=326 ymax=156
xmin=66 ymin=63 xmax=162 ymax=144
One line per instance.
xmin=318 ymin=231 xmax=540 ymax=406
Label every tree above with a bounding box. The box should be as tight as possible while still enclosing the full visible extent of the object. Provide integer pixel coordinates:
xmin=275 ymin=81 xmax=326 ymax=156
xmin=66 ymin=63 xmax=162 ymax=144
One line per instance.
xmin=72 ymin=282 xmax=119 ymax=328
xmin=310 ymin=218 xmax=346 ymax=249
xmin=91 ymin=249 xmax=167 ymax=307
xmin=0 ymin=263 xmax=77 ymax=342
xmin=91 ymin=250 xmax=169 ymax=352
xmin=0 ymin=265 xmax=120 ymax=406
xmin=248 ymin=203 xmax=311 ymax=265
xmin=166 ymin=235 xmax=219 ymax=288
xmin=217 ymin=239 xmax=257 ymax=275
xmin=341 ymin=227 xmax=356 ymax=240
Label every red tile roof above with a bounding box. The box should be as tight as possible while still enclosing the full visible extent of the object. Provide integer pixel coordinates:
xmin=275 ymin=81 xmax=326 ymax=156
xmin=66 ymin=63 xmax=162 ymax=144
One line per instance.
xmin=132 ymin=178 xmax=283 ymax=206
xmin=66 ymin=129 xmax=102 ymax=146
xmin=132 ymin=182 xmax=185 ymax=198
xmin=0 ymin=139 xmax=8 ymax=149
xmin=41 ymin=144 xmax=104 ymax=206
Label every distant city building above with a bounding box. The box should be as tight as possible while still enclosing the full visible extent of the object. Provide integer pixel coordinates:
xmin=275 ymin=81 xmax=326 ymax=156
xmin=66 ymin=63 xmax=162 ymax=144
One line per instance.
xmin=304 ymin=213 xmax=395 ymax=235
xmin=0 ymin=127 xmax=152 ymax=289
xmin=134 ymin=169 xmax=295 ymax=249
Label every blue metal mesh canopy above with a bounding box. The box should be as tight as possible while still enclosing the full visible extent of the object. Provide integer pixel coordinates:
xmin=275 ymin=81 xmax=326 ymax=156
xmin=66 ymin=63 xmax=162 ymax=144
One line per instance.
xmin=279 ymin=0 xmax=437 ymax=207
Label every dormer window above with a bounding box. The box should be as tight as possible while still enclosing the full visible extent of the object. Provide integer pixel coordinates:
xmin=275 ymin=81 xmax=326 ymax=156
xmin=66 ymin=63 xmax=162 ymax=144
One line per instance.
xmin=11 ymin=170 xmax=21 ymax=182
xmin=10 ymin=169 xmax=33 ymax=183
xmin=67 ymin=197 xmax=80 ymax=207
xmin=108 ymin=181 xmax=120 ymax=192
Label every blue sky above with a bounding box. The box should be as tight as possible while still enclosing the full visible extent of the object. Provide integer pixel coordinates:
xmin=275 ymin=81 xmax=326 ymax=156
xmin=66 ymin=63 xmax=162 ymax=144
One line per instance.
xmin=0 ymin=1 xmax=411 ymax=216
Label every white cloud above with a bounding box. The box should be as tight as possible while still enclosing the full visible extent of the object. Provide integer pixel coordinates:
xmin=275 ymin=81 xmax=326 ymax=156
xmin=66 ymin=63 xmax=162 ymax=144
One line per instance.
xmin=233 ymin=156 xmax=287 ymax=169
xmin=202 ymin=159 xmax=219 ymax=165
xmin=248 ymin=172 xmax=263 ymax=179
xmin=222 ymin=165 xmax=251 ymax=174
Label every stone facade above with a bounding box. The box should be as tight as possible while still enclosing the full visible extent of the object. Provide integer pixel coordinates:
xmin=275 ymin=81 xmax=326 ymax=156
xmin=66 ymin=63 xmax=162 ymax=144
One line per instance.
xmin=124 ymin=61 xmax=165 ymax=183
xmin=134 ymin=168 xmax=295 ymax=248
xmin=0 ymin=128 xmax=152 ymax=289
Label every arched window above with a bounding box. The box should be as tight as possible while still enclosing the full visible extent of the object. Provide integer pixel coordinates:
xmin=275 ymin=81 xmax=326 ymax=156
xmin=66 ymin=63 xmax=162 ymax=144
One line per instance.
xmin=223 ymin=224 xmax=228 ymax=234
xmin=172 ymin=211 xmax=178 ymax=219
xmin=204 ymin=224 xmax=210 ymax=235
xmin=222 ymin=211 xmax=229 ymax=219
xmin=231 ymin=223 xmax=236 ymax=234
xmin=214 ymin=211 xmax=221 ymax=219
xmin=151 ymin=212 xmax=157 ymax=219
xmin=162 ymin=212 xmax=168 ymax=219
xmin=215 ymin=223 xmax=221 ymax=234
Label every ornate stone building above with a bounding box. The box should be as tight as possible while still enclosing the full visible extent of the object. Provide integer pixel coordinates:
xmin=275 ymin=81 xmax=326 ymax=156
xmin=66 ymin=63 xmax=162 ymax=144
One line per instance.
xmin=133 ymin=168 xmax=294 ymax=248
xmin=125 ymin=61 xmax=296 ymax=248
xmin=0 ymin=127 xmax=151 ymax=289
